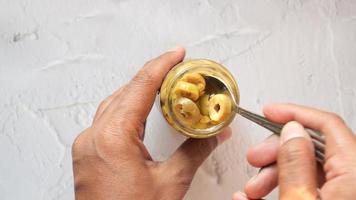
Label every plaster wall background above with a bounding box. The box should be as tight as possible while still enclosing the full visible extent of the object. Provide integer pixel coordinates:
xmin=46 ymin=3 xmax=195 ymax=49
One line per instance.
xmin=0 ymin=0 xmax=355 ymax=199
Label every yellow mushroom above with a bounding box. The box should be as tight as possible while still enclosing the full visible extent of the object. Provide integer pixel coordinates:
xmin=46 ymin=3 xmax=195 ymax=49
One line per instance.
xmin=181 ymin=73 xmax=206 ymax=96
xmin=174 ymin=81 xmax=200 ymax=101
xmin=198 ymin=94 xmax=210 ymax=115
xmin=194 ymin=116 xmax=212 ymax=129
xmin=173 ymin=97 xmax=202 ymax=125
xmin=199 ymin=115 xmax=211 ymax=124
xmin=193 ymin=122 xmax=209 ymax=129
xmin=208 ymin=94 xmax=232 ymax=123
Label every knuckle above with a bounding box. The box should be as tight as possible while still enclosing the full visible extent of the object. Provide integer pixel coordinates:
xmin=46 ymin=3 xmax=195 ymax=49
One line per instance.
xmin=326 ymin=112 xmax=344 ymax=124
xmin=324 ymin=154 xmax=356 ymax=179
xmin=143 ymin=59 xmax=154 ymax=67
xmin=131 ymin=71 xmax=155 ymax=87
xmin=94 ymin=127 xmax=126 ymax=157
xmin=156 ymin=53 xmax=171 ymax=63
xmin=95 ymin=86 xmax=126 ymax=116
xmin=324 ymin=156 xmax=342 ymax=173
xmin=322 ymin=112 xmax=345 ymax=130
xmin=96 ymin=117 xmax=142 ymax=147
xmin=97 ymin=97 xmax=111 ymax=112
xmin=111 ymin=85 xmax=126 ymax=97
xmin=72 ymin=129 xmax=90 ymax=155
xmin=72 ymin=135 xmax=81 ymax=154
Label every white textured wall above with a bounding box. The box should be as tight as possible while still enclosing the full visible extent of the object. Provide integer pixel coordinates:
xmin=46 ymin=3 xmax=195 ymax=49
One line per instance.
xmin=1 ymin=0 xmax=355 ymax=199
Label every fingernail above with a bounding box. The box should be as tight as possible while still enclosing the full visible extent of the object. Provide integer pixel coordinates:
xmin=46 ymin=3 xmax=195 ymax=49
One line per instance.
xmin=232 ymin=192 xmax=248 ymax=200
xmin=280 ymin=121 xmax=309 ymax=145
xmin=217 ymin=127 xmax=232 ymax=144
xmin=246 ymin=173 xmax=258 ymax=185
xmin=247 ymin=167 xmax=268 ymax=186
xmin=258 ymin=167 xmax=264 ymax=173
xmin=246 ymin=165 xmax=272 ymax=185
xmin=168 ymin=46 xmax=183 ymax=52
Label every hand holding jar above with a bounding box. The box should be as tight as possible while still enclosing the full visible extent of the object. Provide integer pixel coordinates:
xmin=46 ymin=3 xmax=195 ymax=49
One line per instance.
xmin=71 ymin=47 xmax=232 ymax=200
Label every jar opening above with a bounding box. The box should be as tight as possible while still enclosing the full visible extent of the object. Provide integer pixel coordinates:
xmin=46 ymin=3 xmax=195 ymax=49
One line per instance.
xmin=160 ymin=59 xmax=240 ymax=138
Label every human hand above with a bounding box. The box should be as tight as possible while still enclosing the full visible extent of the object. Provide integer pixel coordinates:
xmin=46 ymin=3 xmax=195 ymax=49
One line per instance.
xmin=232 ymin=104 xmax=356 ymax=200
xmin=72 ymin=47 xmax=232 ymax=200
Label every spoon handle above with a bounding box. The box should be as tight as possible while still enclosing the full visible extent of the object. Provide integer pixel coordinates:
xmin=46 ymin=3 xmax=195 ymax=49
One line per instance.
xmin=236 ymin=106 xmax=284 ymax=135
xmin=235 ymin=106 xmax=325 ymax=163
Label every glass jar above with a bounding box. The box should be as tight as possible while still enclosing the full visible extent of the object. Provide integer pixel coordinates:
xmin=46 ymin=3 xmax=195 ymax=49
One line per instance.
xmin=159 ymin=59 xmax=240 ymax=138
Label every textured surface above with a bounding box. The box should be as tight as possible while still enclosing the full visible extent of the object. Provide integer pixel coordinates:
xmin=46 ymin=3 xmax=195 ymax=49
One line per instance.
xmin=1 ymin=0 xmax=356 ymax=199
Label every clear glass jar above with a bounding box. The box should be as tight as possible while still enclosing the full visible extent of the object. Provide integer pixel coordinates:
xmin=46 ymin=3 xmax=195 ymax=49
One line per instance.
xmin=159 ymin=59 xmax=240 ymax=138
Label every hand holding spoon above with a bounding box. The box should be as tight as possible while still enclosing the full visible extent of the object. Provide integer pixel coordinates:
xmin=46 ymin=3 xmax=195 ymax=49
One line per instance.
xmin=206 ymin=76 xmax=325 ymax=163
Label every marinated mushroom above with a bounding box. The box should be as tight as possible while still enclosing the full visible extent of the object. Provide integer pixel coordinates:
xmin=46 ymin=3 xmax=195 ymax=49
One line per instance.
xmin=198 ymin=94 xmax=210 ymax=116
xmin=173 ymin=97 xmax=202 ymax=125
xmin=181 ymin=73 xmax=206 ymax=95
xmin=208 ymin=94 xmax=232 ymax=123
xmin=172 ymin=72 xmax=233 ymax=129
xmin=174 ymin=81 xmax=200 ymax=101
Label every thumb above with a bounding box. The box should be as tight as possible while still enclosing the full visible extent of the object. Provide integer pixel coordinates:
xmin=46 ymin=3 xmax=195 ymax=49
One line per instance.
xmin=164 ymin=127 xmax=232 ymax=182
xmin=278 ymin=121 xmax=318 ymax=200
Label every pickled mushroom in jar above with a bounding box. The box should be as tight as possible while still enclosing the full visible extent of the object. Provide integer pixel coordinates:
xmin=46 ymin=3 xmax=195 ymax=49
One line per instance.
xmin=171 ymin=72 xmax=232 ymax=129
